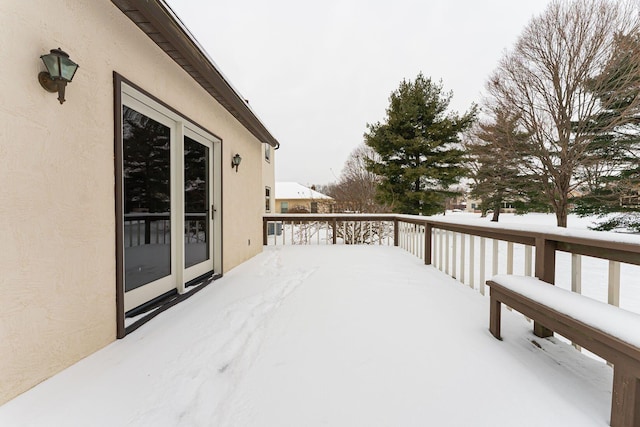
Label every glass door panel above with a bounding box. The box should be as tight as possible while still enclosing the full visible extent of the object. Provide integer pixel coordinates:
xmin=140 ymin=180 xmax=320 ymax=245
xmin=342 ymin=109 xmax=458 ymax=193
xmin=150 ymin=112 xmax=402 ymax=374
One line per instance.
xmin=120 ymin=84 xmax=220 ymax=316
xmin=122 ymin=105 xmax=172 ymax=293
xmin=184 ymin=136 xmax=210 ymax=269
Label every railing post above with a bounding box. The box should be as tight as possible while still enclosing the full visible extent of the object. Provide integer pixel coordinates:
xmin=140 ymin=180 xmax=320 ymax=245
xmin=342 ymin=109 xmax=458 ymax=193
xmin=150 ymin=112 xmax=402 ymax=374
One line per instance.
xmin=263 ymin=219 xmax=268 ymax=245
xmin=571 ymin=253 xmax=582 ymax=350
xmin=332 ymin=219 xmax=337 ymax=244
xmin=424 ymin=223 xmax=432 ymax=265
xmin=479 ymin=237 xmax=486 ymax=296
xmin=534 ymin=236 xmax=556 ymax=338
xmin=145 ymin=218 xmax=151 ymax=244
xmin=393 ymin=218 xmax=399 ymax=246
xmin=534 ymin=237 xmax=556 ymax=284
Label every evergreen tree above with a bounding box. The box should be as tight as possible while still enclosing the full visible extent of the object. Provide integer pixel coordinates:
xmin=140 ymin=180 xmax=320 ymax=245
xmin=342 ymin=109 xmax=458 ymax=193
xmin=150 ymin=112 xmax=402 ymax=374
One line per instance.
xmin=466 ymin=108 xmax=549 ymax=222
xmin=123 ymin=107 xmax=171 ymax=214
xmin=574 ymin=32 xmax=640 ymax=231
xmin=365 ymin=74 xmax=476 ymax=215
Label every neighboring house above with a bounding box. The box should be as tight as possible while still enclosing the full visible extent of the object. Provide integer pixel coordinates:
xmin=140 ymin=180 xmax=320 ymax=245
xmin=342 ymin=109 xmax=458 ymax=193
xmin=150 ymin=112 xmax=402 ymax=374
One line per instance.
xmin=464 ymin=198 xmax=520 ymax=214
xmin=465 ymin=197 xmax=482 ymax=213
xmin=0 ymin=0 xmax=278 ymax=404
xmin=275 ymin=182 xmax=334 ymax=213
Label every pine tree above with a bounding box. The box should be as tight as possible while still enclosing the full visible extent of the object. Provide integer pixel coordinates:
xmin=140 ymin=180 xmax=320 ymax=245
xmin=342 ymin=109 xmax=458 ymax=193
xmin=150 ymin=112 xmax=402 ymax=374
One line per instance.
xmin=465 ymin=108 xmax=549 ymax=222
xmin=123 ymin=107 xmax=171 ymax=214
xmin=574 ymin=32 xmax=640 ymax=231
xmin=365 ymin=74 xmax=476 ymax=215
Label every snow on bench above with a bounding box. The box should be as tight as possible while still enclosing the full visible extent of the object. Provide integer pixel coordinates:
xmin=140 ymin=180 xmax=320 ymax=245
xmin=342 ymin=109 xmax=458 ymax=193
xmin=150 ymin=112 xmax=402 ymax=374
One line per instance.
xmin=486 ymin=275 xmax=640 ymax=427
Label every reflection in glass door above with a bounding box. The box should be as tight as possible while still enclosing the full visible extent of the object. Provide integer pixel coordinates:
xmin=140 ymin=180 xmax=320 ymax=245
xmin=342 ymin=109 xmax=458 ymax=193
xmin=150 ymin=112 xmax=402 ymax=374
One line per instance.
xmin=183 ymin=134 xmax=213 ymax=282
xmin=122 ymin=105 xmax=173 ymax=294
xmin=119 ymin=83 xmax=221 ymax=316
xmin=184 ymin=136 xmax=209 ymax=268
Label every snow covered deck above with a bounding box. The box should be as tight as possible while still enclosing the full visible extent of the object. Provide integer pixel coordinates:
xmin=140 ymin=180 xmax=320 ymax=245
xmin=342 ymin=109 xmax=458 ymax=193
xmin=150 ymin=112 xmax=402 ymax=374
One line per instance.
xmin=0 ymin=245 xmax=613 ymax=426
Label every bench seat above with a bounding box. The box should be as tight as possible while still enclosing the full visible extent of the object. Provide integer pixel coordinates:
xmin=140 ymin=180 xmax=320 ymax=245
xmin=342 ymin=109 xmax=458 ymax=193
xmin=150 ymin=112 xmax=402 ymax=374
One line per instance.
xmin=487 ymin=274 xmax=640 ymax=427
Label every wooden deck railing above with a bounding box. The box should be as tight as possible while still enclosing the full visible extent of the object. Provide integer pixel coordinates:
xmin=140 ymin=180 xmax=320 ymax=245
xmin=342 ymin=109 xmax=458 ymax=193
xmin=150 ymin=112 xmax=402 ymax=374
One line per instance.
xmin=263 ymin=213 xmax=640 ymax=315
xmin=124 ymin=213 xmax=207 ymax=247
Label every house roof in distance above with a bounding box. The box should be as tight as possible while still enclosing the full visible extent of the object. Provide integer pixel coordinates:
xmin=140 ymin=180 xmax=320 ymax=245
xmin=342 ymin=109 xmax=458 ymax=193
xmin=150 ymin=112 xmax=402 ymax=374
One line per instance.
xmin=275 ymin=182 xmax=333 ymax=200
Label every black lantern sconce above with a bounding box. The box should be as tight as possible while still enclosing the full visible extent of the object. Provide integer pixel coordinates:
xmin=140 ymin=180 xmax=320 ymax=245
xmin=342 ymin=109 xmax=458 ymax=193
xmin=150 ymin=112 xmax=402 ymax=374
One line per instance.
xmin=231 ymin=153 xmax=242 ymax=172
xmin=38 ymin=48 xmax=79 ymax=104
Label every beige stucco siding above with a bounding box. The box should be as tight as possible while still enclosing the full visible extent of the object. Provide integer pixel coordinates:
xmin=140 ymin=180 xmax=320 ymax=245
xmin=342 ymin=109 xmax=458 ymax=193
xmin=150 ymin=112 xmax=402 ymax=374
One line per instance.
xmin=222 ymin=126 xmax=265 ymax=270
xmin=0 ymin=0 xmax=270 ymax=404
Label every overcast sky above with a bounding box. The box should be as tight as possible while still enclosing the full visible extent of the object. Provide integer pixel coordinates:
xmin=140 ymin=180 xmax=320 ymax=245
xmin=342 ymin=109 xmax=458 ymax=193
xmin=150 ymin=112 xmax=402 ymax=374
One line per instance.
xmin=166 ymin=0 xmax=554 ymax=186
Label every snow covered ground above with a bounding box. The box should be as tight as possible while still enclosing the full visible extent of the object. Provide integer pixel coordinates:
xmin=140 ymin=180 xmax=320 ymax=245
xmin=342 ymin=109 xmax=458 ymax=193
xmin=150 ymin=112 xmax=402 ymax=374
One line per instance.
xmin=0 ymin=220 xmax=623 ymax=426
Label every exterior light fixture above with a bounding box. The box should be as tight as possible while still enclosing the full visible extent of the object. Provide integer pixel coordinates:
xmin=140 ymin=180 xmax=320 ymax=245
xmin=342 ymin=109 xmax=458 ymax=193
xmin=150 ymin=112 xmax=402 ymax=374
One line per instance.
xmin=231 ymin=153 xmax=242 ymax=172
xmin=38 ymin=48 xmax=79 ymax=104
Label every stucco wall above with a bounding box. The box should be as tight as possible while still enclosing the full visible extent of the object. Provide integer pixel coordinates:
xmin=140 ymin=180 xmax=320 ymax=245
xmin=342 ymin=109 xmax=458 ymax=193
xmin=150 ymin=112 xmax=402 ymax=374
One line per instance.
xmin=222 ymin=124 xmax=265 ymax=270
xmin=0 ymin=0 xmax=267 ymax=404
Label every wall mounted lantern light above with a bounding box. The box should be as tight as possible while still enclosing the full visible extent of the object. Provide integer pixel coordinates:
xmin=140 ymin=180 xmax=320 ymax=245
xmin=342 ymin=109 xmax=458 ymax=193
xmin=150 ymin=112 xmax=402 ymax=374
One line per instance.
xmin=38 ymin=48 xmax=79 ymax=104
xmin=231 ymin=153 xmax=242 ymax=172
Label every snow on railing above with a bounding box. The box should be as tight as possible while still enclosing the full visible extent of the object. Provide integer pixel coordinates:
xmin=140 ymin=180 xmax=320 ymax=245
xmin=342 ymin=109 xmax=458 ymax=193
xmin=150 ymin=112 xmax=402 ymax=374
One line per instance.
xmin=264 ymin=214 xmax=640 ymax=319
xmin=263 ymin=214 xmax=397 ymax=246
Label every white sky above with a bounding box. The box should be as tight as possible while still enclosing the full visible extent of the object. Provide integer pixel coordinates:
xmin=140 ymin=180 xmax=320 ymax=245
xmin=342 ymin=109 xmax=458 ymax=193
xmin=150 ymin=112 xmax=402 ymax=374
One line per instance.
xmin=166 ymin=0 xmax=554 ymax=186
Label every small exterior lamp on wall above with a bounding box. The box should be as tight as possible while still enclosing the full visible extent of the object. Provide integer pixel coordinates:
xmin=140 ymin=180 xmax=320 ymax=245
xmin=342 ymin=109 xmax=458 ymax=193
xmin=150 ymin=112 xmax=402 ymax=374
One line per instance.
xmin=231 ymin=153 xmax=242 ymax=172
xmin=38 ymin=48 xmax=79 ymax=104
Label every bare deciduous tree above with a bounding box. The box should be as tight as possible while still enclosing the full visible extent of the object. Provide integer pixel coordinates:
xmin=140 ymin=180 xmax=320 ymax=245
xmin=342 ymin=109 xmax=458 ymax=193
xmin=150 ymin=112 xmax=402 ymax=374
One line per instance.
xmin=324 ymin=144 xmax=390 ymax=213
xmin=488 ymin=0 xmax=640 ymax=227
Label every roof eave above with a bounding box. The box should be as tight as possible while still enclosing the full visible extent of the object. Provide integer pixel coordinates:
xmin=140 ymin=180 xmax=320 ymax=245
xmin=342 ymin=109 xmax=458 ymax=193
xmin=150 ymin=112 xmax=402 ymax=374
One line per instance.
xmin=111 ymin=0 xmax=280 ymax=147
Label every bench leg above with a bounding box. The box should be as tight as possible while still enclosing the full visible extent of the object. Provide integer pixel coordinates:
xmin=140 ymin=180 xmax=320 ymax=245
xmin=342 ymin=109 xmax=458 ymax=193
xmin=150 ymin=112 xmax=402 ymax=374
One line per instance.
xmin=611 ymin=365 xmax=640 ymax=427
xmin=489 ymin=295 xmax=501 ymax=340
xmin=533 ymin=321 xmax=553 ymax=338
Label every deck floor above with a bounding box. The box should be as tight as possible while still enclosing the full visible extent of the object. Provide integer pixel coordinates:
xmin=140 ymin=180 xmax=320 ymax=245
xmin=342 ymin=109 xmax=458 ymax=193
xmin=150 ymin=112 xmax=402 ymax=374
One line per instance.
xmin=0 ymin=245 xmax=612 ymax=426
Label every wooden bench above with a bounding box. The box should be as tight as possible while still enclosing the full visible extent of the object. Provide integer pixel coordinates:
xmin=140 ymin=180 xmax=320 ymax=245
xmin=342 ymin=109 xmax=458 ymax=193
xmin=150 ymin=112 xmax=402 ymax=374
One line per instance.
xmin=486 ymin=274 xmax=640 ymax=427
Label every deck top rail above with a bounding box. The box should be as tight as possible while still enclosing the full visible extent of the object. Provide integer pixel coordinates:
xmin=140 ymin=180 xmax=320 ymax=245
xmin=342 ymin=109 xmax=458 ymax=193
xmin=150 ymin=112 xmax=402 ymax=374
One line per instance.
xmin=264 ymin=213 xmax=640 ymax=270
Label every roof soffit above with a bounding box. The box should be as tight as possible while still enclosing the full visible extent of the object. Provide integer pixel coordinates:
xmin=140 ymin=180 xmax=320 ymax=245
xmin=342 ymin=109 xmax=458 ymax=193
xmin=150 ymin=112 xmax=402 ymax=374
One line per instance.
xmin=111 ymin=0 xmax=279 ymax=147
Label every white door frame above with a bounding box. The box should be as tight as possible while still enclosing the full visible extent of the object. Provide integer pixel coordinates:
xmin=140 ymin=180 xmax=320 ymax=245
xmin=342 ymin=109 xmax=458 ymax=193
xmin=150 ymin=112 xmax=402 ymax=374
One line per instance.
xmin=120 ymin=82 xmax=222 ymax=312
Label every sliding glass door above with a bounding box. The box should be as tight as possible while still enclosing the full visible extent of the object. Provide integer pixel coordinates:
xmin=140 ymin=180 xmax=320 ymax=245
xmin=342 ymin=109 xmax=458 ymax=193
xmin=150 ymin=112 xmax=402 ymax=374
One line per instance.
xmin=122 ymin=102 xmax=176 ymax=310
xmin=120 ymin=84 xmax=220 ymax=312
xmin=183 ymin=131 xmax=214 ymax=282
